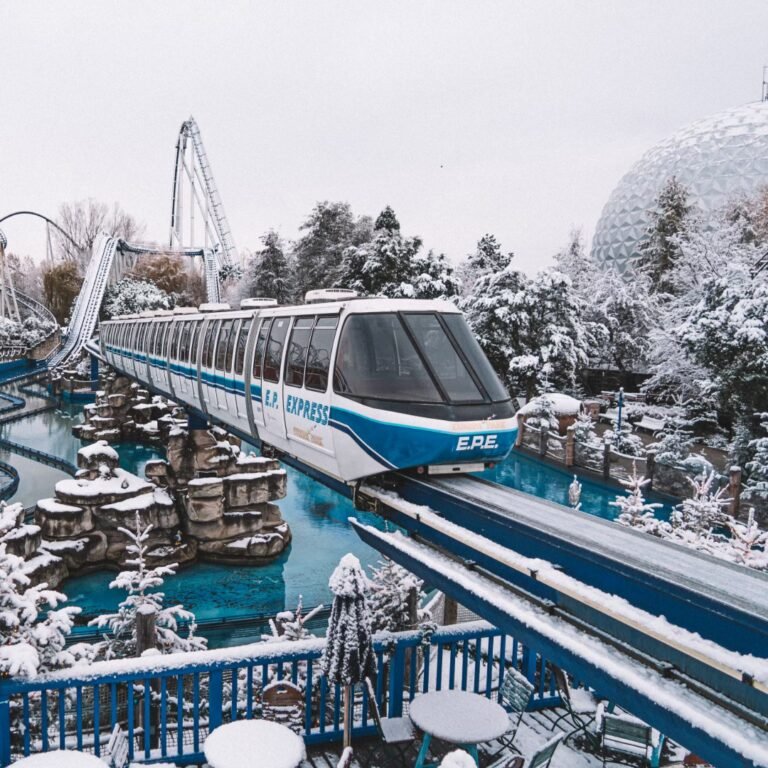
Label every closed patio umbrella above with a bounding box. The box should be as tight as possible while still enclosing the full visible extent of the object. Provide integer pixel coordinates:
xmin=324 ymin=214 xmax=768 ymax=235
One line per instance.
xmin=321 ymin=553 xmax=377 ymax=749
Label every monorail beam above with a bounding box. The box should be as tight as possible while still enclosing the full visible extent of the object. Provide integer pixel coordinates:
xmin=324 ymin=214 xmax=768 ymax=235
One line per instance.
xmin=352 ymin=520 xmax=768 ymax=768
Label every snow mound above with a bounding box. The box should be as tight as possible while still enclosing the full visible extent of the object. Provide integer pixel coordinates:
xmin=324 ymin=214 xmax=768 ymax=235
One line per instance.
xmin=441 ymin=750 xmax=477 ymax=768
xmin=518 ymin=392 xmax=581 ymax=417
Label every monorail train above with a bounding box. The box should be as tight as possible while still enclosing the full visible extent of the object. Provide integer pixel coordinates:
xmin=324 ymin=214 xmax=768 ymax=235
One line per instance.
xmin=99 ymin=290 xmax=516 ymax=484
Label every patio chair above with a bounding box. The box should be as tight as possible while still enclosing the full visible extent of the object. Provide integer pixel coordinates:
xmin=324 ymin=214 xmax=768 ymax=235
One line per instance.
xmin=364 ymin=678 xmax=416 ymax=766
xmin=494 ymin=667 xmax=535 ymax=753
xmin=599 ymin=707 xmax=664 ymax=768
xmin=488 ymin=732 xmax=566 ymax=768
xmin=105 ymin=723 xmax=129 ymax=768
xmin=549 ymin=665 xmax=599 ymax=748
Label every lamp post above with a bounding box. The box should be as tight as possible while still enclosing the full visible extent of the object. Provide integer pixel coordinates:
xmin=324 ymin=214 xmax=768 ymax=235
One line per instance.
xmin=616 ymin=386 xmax=625 ymax=435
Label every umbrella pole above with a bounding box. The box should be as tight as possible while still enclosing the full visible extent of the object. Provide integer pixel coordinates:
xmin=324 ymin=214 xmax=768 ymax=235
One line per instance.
xmin=343 ymin=683 xmax=353 ymax=749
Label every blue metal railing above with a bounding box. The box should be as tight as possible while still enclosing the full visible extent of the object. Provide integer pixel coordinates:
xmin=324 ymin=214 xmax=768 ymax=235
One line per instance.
xmin=0 ymin=459 xmax=19 ymax=500
xmin=0 ymin=622 xmax=560 ymax=766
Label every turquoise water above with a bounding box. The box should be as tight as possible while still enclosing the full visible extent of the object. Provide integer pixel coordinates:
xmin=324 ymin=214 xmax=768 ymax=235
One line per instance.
xmin=2 ymin=391 xmax=673 ymax=647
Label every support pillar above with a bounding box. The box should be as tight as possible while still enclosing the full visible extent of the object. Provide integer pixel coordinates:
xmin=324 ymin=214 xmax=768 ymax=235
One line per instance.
xmin=187 ymin=410 xmax=208 ymax=431
xmin=565 ymin=425 xmax=575 ymax=467
xmin=728 ymin=466 xmax=742 ymax=518
xmin=90 ymin=354 xmax=99 ymax=391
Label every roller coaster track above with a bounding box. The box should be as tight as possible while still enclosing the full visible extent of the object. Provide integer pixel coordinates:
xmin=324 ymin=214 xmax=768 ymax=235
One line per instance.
xmin=47 ymin=234 xmax=118 ymax=368
xmin=170 ymin=116 xmax=236 ymax=269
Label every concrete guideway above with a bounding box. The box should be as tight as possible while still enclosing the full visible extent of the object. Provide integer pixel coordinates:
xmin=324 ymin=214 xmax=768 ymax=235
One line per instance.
xmin=352 ymin=519 xmax=768 ymax=768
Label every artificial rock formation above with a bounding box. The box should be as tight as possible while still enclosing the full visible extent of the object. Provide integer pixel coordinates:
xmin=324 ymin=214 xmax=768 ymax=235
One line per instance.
xmin=72 ymin=371 xmax=185 ymax=445
xmin=145 ymin=425 xmax=291 ymax=563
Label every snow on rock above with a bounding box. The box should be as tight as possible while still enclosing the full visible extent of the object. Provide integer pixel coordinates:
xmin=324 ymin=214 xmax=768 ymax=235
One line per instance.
xmin=40 ymin=538 xmax=88 ymax=553
xmin=78 ymin=440 xmax=119 ymax=462
xmin=518 ymin=392 xmax=581 ymax=417
xmin=203 ymin=719 xmax=306 ymax=768
xmin=36 ymin=498 xmax=82 ymax=514
xmin=55 ymin=468 xmax=152 ymax=499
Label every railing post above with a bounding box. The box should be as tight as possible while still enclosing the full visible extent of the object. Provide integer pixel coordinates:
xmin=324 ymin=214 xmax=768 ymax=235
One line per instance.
xmin=515 ymin=414 xmax=524 ymax=448
xmin=387 ymin=642 xmax=406 ymax=718
xmin=0 ymin=683 xmax=11 ymax=767
xmin=646 ymin=450 xmax=656 ymax=489
xmin=602 ymin=438 xmax=611 ymax=480
xmin=521 ymin=646 xmax=537 ymax=686
xmin=209 ymin=669 xmax=223 ymax=731
xmin=565 ymin=425 xmax=575 ymax=467
xmin=539 ymin=425 xmax=548 ymax=456
xmin=729 ymin=466 xmax=742 ymax=517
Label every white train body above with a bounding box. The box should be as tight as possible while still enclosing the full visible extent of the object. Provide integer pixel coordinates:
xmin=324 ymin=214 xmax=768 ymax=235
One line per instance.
xmin=100 ymin=297 xmax=517 ymax=484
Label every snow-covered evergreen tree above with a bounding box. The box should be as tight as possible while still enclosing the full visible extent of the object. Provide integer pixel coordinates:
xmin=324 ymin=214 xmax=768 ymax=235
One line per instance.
xmin=610 ymin=464 xmax=662 ymax=534
xmin=650 ymin=406 xmax=695 ymax=466
xmin=335 ymin=207 xmax=423 ymax=297
xmin=553 ymin=228 xmax=596 ymax=297
xmin=292 ymin=201 xmax=372 ymax=299
xmin=745 ymin=413 xmax=768 ymax=505
xmin=102 ymin=278 xmax=174 ymax=319
xmin=459 ymin=234 xmax=513 ymax=296
xmin=367 ymin=558 xmax=424 ymax=633
xmin=718 ymin=509 xmax=768 ymax=570
xmin=262 ymin=595 xmax=323 ymax=643
xmin=89 ymin=511 xmax=206 ymax=659
xmin=0 ymin=503 xmax=88 ymax=678
xmin=463 ymin=264 xmax=589 ymax=398
xmin=245 ymin=230 xmax=293 ymax=304
xmin=411 ymin=250 xmax=461 ymax=300
xmin=667 ymin=472 xmax=728 ymax=536
xmin=637 ymin=176 xmax=692 ymax=293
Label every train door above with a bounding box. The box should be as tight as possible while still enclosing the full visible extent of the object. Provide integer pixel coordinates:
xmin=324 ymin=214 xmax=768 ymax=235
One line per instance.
xmin=187 ymin=321 xmax=203 ymax=412
xmin=167 ymin=321 xmax=183 ymax=401
xmin=158 ymin=323 xmax=172 ymax=394
xmin=200 ymin=320 xmax=220 ymax=411
xmin=233 ymin=318 xmax=252 ymax=427
xmin=224 ymin=319 xmax=242 ymax=414
xmin=140 ymin=322 xmax=152 ymax=381
xmin=175 ymin=321 xmax=190 ymax=398
xmin=283 ymin=315 xmax=338 ymax=457
xmin=213 ymin=319 xmax=235 ymax=412
xmin=249 ymin=319 xmax=270 ymax=428
xmin=261 ymin=316 xmax=290 ymax=442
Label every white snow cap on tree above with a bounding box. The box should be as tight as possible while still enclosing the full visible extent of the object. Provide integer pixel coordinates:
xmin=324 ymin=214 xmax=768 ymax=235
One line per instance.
xmin=328 ymin=553 xmax=370 ymax=596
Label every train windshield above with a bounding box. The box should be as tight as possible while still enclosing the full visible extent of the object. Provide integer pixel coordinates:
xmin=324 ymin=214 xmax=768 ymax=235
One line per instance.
xmin=334 ymin=312 xmax=509 ymax=404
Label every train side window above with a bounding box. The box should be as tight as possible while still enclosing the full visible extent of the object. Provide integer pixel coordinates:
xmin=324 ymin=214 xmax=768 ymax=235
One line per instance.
xmin=333 ymin=313 xmax=442 ymax=402
xmin=252 ymin=320 xmax=270 ymax=379
xmin=285 ymin=317 xmax=314 ymax=388
xmin=305 ymin=316 xmax=338 ymax=392
xmin=234 ymin=319 xmax=251 ymax=376
xmin=203 ymin=322 xmax=218 ymax=368
xmin=216 ymin=320 xmax=234 ymax=371
xmin=189 ymin=322 xmax=201 ymax=365
xmin=224 ymin=319 xmax=239 ymax=372
xmin=156 ymin=324 xmax=167 ymax=357
xmin=403 ymin=313 xmax=483 ymax=402
xmin=171 ymin=323 xmax=183 ymax=360
xmin=179 ymin=322 xmax=190 ymax=361
xmin=263 ymin=317 xmax=289 ymax=383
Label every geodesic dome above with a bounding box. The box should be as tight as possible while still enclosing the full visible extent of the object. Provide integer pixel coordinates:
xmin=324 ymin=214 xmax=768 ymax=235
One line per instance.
xmin=592 ymin=101 xmax=768 ymax=273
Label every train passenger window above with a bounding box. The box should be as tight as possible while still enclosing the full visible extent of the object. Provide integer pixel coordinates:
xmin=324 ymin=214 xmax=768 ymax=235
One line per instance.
xmin=442 ymin=314 xmax=509 ymax=402
xmin=179 ymin=322 xmax=190 ymax=361
xmin=305 ymin=316 xmax=337 ymax=392
xmin=154 ymin=324 xmax=164 ymax=356
xmin=216 ymin=320 xmax=234 ymax=371
xmin=234 ymin=319 xmax=251 ymax=375
xmin=285 ymin=317 xmax=314 ymax=388
xmin=333 ymin=314 xmax=442 ymax=402
xmin=171 ymin=323 xmax=183 ymax=359
xmin=224 ymin=320 xmax=239 ymax=371
xmin=263 ymin=318 xmax=289 ymax=383
xmin=252 ymin=320 xmax=270 ymax=379
xmin=403 ymin=313 xmax=482 ymax=402
xmin=202 ymin=322 xmax=218 ymax=368
xmin=189 ymin=322 xmax=201 ymax=364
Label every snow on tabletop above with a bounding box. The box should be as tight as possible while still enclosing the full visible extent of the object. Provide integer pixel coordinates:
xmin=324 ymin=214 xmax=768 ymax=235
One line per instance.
xmin=77 ymin=440 xmax=119 ymax=461
xmin=440 ymin=750 xmax=477 ymax=768
xmin=204 ymin=719 xmax=305 ymax=768
xmin=36 ymin=498 xmax=82 ymax=514
xmin=408 ymin=689 xmax=509 ymax=743
xmin=518 ymin=392 xmax=581 ymax=417
xmin=10 ymin=751 xmax=108 ymax=766
xmin=354 ymin=522 xmax=768 ymax=767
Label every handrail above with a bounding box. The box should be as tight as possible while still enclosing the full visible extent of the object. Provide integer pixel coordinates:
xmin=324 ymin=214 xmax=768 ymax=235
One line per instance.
xmin=0 ymin=622 xmax=559 ymax=765
xmin=0 ymin=459 xmax=19 ymax=501
xmin=0 ymin=434 xmax=77 ymax=476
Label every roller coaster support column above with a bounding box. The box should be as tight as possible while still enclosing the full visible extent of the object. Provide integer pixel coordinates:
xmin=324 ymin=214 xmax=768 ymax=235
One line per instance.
xmin=90 ymin=354 xmax=99 ymax=391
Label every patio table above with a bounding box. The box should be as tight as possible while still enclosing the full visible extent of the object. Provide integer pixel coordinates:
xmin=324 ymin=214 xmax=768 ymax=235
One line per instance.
xmin=409 ymin=690 xmax=509 ymax=768
xmin=204 ymin=718 xmax=306 ymax=768
xmin=12 ymin=752 xmax=108 ymax=767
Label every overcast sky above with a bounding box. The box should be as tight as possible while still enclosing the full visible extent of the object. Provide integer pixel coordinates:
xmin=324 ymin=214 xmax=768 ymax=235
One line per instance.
xmin=2 ymin=1 xmax=768 ymax=274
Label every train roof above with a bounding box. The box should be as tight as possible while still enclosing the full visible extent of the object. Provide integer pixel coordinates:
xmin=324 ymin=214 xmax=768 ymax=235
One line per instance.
xmin=104 ymin=296 xmax=463 ymax=323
